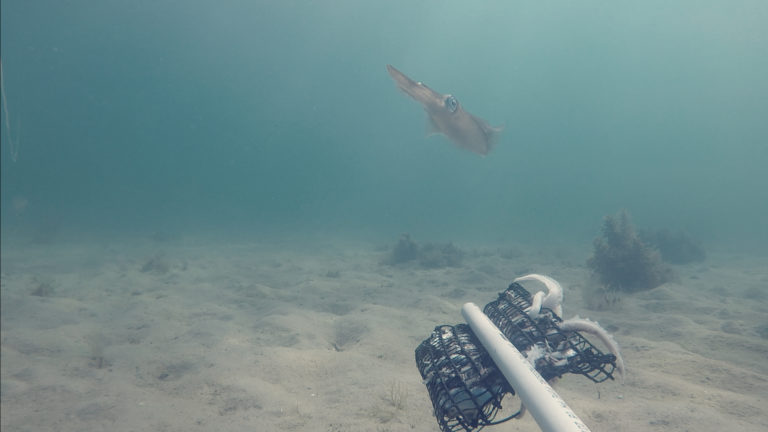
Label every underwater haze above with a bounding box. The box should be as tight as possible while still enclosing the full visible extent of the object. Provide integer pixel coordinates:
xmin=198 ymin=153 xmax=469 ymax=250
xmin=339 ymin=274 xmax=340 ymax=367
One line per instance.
xmin=3 ymin=3 xmax=768 ymax=432
xmin=2 ymin=0 xmax=768 ymax=251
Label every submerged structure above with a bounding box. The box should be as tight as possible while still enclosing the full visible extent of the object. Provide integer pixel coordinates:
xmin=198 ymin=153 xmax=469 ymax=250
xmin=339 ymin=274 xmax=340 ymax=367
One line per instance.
xmin=415 ymin=275 xmax=623 ymax=432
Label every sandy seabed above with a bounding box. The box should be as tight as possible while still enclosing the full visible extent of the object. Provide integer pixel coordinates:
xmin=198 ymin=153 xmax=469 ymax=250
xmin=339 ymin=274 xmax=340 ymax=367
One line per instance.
xmin=1 ymin=236 xmax=767 ymax=432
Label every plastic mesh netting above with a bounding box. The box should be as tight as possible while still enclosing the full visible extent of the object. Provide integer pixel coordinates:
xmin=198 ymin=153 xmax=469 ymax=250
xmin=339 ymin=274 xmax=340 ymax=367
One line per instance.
xmin=415 ymin=282 xmax=619 ymax=432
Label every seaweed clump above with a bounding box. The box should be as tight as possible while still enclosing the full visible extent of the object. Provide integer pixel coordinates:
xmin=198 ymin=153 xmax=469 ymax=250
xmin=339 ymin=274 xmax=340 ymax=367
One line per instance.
xmin=140 ymin=253 xmax=170 ymax=274
xmin=587 ymin=210 xmax=673 ymax=293
xmin=387 ymin=234 xmax=420 ymax=264
xmin=383 ymin=234 xmax=463 ymax=269
xmin=640 ymin=229 xmax=706 ymax=264
xmin=30 ymin=277 xmax=56 ymax=297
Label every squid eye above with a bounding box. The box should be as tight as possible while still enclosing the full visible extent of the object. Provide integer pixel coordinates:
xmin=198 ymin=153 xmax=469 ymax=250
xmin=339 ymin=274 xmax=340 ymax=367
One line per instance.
xmin=445 ymin=95 xmax=458 ymax=112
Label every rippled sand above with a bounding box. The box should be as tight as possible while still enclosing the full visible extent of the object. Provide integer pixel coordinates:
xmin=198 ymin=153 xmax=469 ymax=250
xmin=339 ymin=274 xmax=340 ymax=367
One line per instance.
xmin=2 ymin=237 xmax=766 ymax=431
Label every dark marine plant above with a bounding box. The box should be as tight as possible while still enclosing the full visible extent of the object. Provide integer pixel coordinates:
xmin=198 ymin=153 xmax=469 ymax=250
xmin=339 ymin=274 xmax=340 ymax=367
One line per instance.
xmin=587 ymin=210 xmax=673 ymax=293
xmin=383 ymin=233 xmax=463 ymax=268
xmin=639 ymin=228 xmax=706 ymax=264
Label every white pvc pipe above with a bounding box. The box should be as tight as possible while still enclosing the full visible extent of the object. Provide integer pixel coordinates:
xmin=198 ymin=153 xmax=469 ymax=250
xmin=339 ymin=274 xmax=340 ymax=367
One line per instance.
xmin=462 ymin=303 xmax=592 ymax=432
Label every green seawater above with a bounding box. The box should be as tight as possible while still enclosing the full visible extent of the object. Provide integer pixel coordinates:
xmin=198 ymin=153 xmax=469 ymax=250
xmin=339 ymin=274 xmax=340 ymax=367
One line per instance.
xmin=2 ymin=1 xmax=766 ymax=253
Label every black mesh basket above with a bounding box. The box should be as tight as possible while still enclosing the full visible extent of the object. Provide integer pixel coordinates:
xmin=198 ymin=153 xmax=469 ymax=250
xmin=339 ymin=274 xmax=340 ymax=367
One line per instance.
xmin=483 ymin=282 xmax=618 ymax=383
xmin=414 ymin=282 xmax=620 ymax=432
xmin=415 ymin=324 xmax=519 ymax=432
